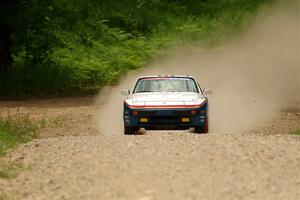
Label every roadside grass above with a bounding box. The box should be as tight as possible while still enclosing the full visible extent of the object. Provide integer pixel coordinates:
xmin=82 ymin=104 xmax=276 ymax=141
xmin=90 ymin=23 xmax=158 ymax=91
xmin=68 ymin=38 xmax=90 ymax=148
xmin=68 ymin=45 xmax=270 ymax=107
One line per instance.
xmin=0 ymin=114 xmax=38 ymax=179
xmin=37 ymin=116 xmax=66 ymax=129
xmin=0 ymin=113 xmax=67 ymax=179
xmin=0 ymin=162 xmax=22 ymax=179
xmin=51 ymin=117 xmax=66 ymax=128
xmin=0 ymin=114 xmax=38 ymax=156
xmin=290 ymin=130 xmax=300 ymax=136
xmin=0 ymin=193 xmax=8 ymax=200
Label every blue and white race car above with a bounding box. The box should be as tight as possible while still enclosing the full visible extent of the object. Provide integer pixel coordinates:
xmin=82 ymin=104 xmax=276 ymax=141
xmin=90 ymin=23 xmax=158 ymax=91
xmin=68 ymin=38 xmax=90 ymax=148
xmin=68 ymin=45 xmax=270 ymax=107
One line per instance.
xmin=121 ymin=75 xmax=212 ymax=135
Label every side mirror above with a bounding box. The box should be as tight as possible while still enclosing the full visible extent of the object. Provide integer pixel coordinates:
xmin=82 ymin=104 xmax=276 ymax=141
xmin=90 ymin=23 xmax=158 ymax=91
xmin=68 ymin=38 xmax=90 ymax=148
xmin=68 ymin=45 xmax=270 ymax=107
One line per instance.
xmin=203 ymin=88 xmax=213 ymax=95
xmin=121 ymin=89 xmax=130 ymax=96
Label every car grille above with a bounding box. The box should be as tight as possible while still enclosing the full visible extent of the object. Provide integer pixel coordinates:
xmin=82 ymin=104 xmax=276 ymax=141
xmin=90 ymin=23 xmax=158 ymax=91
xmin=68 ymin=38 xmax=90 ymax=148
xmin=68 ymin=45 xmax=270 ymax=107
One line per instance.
xmin=134 ymin=109 xmax=196 ymax=117
xmin=138 ymin=110 xmax=157 ymax=116
xmin=148 ymin=116 xmax=180 ymax=124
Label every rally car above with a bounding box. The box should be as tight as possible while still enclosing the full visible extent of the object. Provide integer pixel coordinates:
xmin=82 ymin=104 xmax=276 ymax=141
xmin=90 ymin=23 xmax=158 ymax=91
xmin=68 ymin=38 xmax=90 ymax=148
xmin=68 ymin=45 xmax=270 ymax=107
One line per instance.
xmin=121 ymin=75 xmax=212 ymax=135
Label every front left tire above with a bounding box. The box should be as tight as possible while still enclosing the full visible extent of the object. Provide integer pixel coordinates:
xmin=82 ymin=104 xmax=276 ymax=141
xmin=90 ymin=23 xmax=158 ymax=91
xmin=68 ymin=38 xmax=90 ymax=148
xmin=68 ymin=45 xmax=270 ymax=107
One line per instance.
xmin=124 ymin=126 xmax=138 ymax=135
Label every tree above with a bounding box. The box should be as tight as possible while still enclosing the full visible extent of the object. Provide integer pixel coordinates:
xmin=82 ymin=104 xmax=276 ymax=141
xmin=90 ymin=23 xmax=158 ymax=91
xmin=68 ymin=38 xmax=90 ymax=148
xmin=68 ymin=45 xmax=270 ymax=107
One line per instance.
xmin=0 ymin=24 xmax=12 ymax=77
xmin=0 ymin=0 xmax=21 ymax=77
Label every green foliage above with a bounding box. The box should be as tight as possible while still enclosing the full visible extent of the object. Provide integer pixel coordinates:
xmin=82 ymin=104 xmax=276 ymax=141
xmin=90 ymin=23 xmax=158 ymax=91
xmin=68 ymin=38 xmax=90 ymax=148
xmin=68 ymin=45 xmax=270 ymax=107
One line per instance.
xmin=290 ymin=130 xmax=300 ymax=136
xmin=0 ymin=0 xmax=275 ymax=97
xmin=0 ymin=114 xmax=38 ymax=156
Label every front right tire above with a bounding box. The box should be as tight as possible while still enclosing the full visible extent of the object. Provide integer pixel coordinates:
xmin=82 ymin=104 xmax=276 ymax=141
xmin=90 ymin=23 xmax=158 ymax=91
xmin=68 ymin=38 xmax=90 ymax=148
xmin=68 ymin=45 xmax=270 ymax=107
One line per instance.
xmin=195 ymin=125 xmax=208 ymax=134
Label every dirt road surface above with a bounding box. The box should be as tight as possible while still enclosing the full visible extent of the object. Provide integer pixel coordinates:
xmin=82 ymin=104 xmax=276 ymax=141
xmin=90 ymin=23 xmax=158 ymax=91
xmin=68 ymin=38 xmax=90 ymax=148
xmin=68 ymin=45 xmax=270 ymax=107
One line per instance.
xmin=0 ymin=98 xmax=300 ymax=200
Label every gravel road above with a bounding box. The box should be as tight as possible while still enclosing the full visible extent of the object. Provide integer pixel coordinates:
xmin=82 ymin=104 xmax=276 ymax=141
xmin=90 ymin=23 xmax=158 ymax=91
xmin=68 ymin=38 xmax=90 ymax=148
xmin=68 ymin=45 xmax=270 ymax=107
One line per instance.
xmin=0 ymin=99 xmax=300 ymax=200
xmin=1 ymin=131 xmax=300 ymax=200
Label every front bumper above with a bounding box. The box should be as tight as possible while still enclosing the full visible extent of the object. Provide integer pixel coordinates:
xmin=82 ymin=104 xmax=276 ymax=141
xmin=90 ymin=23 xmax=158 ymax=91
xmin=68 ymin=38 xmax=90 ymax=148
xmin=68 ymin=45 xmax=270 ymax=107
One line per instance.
xmin=123 ymin=102 xmax=208 ymax=130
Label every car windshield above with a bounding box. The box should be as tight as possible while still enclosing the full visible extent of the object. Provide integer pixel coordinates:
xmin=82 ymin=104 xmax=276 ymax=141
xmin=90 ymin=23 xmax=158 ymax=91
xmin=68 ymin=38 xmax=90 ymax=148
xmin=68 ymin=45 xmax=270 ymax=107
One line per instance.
xmin=133 ymin=77 xmax=199 ymax=93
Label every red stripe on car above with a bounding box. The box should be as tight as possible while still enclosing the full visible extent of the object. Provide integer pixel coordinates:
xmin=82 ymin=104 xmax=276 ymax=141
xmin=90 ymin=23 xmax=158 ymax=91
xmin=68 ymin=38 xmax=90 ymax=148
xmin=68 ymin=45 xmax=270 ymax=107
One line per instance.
xmin=125 ymin=101 xmax=206 ymax=109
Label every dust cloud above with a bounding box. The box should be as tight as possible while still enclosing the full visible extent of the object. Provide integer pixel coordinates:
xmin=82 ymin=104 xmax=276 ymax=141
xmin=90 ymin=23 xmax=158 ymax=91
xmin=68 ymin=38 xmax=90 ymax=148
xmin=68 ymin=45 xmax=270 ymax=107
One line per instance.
xmin=94 ymin=4 xmax=300 ymax=134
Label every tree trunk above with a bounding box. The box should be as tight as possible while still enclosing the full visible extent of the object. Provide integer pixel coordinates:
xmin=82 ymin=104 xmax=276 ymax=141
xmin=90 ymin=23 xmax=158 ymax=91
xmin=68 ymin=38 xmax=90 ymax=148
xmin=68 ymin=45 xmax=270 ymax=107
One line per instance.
xmin=0 ymin=24 xmax=12 ymax=77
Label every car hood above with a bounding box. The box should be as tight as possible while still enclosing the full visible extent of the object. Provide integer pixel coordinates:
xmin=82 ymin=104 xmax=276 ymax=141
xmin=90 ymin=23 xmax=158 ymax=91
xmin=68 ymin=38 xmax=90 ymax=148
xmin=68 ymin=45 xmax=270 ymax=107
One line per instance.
xmin=125 ymin=92 xmax=206 ymax=107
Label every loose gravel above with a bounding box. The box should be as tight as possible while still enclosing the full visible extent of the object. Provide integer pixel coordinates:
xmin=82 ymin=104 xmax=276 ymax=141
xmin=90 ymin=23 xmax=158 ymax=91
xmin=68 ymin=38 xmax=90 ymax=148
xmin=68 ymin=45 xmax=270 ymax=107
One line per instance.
xmin=1 ymin=131 xmax=299 ymax=200
xmin=0 ymin=99 xmax=299 ymax=200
